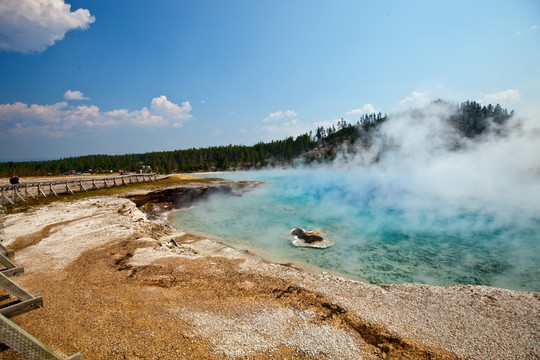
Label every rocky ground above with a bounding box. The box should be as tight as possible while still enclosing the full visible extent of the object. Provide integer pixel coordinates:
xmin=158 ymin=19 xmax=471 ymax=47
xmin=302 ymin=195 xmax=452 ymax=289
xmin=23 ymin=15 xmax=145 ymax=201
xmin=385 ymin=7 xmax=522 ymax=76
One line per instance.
xmin=0 ymin=178 xmax=538 ymax=359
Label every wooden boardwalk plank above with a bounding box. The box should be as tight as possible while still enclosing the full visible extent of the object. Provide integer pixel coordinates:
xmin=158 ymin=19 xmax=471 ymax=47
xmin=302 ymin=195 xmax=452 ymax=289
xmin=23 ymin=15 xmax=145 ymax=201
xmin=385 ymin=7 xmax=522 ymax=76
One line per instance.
xmin=0 ymin=313 xmax=79 ymax=359
xmin=0 ymin=266 xmax=24 ymax=278
xmin=0 ymin=273 xmax=33 ymax=302
xmin=0 ymin=296 xmax=43 ymax=318
xmin=0 ymin=243 xmax=83 ymax=359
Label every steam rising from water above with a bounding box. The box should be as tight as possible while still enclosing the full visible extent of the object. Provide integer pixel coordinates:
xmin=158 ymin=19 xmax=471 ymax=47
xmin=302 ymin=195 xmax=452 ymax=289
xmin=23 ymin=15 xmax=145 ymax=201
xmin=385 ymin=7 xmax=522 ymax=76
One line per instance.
xmin=172 ymin=103 xmax=540 ymax=291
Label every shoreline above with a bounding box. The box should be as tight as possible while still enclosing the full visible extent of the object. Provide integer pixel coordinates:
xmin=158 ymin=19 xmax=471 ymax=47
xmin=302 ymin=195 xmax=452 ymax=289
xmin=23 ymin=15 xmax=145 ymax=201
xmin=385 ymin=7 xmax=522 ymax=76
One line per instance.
xmin=164 ymin=183 xmax=535 ymax=293
xmin=167 ymin=209 xmax=365 ymax=284
xmin=163 ymin=176 xmax=375 ymax=286
xmin=1 ymin=181 xmax=539 ymax=359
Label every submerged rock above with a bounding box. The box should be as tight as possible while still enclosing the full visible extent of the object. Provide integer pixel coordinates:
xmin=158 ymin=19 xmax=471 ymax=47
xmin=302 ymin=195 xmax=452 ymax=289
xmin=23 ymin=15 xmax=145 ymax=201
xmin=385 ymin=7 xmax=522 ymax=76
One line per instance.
xmin=289 ymin=228 xmax=335 ymax=248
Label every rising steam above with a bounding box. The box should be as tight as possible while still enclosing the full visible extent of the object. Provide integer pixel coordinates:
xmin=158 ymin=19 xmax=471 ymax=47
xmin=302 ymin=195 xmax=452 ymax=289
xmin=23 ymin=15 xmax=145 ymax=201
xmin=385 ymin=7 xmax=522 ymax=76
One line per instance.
xmin=173 ymin=102 xmax=540 ymax=291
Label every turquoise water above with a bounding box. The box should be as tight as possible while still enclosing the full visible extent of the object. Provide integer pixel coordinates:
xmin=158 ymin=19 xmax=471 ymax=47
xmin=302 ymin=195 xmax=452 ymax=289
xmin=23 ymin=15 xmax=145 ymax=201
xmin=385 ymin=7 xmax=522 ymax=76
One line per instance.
xmin=170 ymin=169 xmax=540 ymax=292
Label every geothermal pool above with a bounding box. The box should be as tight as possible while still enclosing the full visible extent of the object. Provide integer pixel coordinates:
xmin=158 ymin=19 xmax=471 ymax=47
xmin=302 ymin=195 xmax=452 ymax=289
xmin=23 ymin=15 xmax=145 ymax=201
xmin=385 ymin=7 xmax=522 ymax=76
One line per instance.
xmin=170 ymin=168 xmax=540 ymax=292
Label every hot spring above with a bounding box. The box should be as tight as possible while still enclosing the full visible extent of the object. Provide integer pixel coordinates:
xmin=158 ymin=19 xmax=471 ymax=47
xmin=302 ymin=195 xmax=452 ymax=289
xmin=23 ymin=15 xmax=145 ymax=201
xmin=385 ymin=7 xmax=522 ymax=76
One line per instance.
xmin=170 ymin=168 xmax=540 ymax=292
xmin=171 ymin=108 xmax=540 ymax=292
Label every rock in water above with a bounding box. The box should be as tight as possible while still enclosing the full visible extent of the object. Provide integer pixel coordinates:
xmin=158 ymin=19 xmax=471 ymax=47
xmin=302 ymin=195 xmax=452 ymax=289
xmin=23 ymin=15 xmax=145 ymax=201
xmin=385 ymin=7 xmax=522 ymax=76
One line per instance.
xmin=290 ymin=228 xmax=323 ymax=243
xmin=289 ymin=228 xmax=335 ymax=249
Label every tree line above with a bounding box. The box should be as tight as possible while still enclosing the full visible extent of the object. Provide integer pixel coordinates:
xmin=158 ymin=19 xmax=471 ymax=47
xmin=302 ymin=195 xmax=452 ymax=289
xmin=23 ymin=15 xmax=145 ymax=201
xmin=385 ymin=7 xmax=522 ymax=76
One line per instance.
xmin=0 ymin=136 xmax=319 ymax=176
xmin=0 ymin=100 xmax=512 ymax=177
xmin=448 ymin=100 xmax=514 ymax=137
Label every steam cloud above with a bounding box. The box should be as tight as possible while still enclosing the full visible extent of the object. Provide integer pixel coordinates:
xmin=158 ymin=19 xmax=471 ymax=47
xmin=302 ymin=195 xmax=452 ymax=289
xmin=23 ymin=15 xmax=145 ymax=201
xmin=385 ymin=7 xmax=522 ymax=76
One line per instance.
xmin=174 ymin=102 xmax=540 ymax=290
xmin=341 ymin=102 xmax=540 ymax=219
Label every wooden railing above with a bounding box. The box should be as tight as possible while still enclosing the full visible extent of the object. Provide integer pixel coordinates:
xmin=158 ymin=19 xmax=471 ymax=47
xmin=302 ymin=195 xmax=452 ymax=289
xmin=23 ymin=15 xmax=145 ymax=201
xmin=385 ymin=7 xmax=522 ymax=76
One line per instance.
xmin=0 ymin=240 xmax=82 ymax=359
xmin=0 ymin=174 xmax=159 ymax=206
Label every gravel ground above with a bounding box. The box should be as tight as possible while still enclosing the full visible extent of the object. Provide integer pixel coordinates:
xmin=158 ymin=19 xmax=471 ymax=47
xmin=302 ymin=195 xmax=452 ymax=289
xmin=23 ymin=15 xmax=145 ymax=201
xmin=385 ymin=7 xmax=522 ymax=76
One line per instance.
xmin=1 ymin=190 xmax=538 ymax=359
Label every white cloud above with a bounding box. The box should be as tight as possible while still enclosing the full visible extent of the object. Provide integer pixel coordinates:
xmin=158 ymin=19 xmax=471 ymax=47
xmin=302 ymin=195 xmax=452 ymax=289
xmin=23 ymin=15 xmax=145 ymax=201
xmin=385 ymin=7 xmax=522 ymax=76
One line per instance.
xmin=346 ymin=104 xmax=377 ymax=115
xmin=398 ymin=91 xmax=429 ymax=108
xmin=257 ymin=109 xmax=307 ymax=140
xmin=313 ymin=118 xmax=342 ymax=129
xmin=64 ymin=90 xmax=89 ymax=100
xmin=149 ymin=95 xmax=192 ymax=127
xmin=528 ymin=25 xmax=537 ymax=32
xmin=0 ymin=0 xmax=95 ymax=53
xmin=65 ymin=104 xmax=103 ymax=128
xmin=258 ymin=118 xmax=310 ymax=141
xmin=0 ymin=96 xmax=193 ymax=138
xmin=263 ymin=109 xmax=297 ymax=122
xmin=479 ymin=89 xmax=521 ymax=104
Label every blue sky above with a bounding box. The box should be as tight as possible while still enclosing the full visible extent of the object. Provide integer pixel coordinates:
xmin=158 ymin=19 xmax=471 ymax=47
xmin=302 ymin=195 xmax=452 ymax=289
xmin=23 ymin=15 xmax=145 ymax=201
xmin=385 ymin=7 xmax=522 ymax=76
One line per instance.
xmin=0 ymin=0 xmax=539 ymax=161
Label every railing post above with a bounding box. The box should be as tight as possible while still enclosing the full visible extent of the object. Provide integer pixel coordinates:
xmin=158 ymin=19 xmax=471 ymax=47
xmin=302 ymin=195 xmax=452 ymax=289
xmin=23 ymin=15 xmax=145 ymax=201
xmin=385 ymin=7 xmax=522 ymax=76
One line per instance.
xmin=26 ymin=185 xmax=35 ymax=200
xmin=37 ymin=184 xmax=47 ymax=198
xmin=65 ymin=182 xmax=74 ymax=195
xmin=2 ymin=188 xmax=14 ymax=205
xmin=49 ymin=184 xmax=57 ymax=197
xmin=13 ymin=187 xmax=25 ymax=203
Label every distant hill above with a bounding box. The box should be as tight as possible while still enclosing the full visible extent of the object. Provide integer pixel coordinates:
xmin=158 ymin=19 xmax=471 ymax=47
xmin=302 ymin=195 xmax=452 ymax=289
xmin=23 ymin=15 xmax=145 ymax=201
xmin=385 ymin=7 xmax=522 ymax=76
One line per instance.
xmin=0 ymin=100 xmax=513 ymax=177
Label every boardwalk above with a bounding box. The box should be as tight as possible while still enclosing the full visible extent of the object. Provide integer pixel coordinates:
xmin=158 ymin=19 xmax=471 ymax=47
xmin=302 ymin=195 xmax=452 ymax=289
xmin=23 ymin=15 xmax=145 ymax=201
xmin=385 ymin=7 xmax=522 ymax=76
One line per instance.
xmin=0 ymin=174 xmax=159 ymax=207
